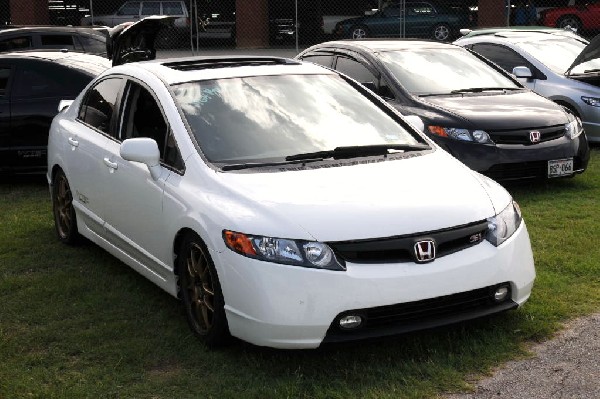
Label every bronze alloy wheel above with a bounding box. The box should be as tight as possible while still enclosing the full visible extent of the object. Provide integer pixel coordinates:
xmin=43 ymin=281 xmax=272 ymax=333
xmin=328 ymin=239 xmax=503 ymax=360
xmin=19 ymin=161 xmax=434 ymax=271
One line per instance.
xmin=185 ymin=242 xmax=216 ymax=332
xmin=52 ymin=170 xmax=81 ymax=245
xmin=178 ymin=233 xmax=229 ymax=346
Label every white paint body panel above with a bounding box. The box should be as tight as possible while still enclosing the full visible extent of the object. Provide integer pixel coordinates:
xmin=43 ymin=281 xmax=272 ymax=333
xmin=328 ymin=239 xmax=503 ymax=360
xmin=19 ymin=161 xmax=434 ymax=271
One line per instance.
xmin=47 ymin=60 xmax=535 ymax=349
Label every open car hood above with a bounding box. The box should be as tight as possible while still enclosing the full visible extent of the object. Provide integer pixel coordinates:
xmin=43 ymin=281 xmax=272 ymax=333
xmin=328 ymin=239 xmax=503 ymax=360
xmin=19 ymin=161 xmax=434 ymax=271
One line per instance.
xmin=565 ymin=33 xmax=600 ymax=75
xmin=107 ymin=15 xmax=176 ymax=66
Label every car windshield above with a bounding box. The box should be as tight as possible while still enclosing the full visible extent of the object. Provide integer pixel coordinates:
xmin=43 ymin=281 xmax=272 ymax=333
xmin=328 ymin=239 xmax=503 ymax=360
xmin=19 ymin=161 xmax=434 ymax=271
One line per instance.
xmin=378 ymin=48 xmax=520 ymax=96
xmin=516 ymin=37 xmax=600 ymax=74
xmin=172 ymin=74 xmax=421 ymax=163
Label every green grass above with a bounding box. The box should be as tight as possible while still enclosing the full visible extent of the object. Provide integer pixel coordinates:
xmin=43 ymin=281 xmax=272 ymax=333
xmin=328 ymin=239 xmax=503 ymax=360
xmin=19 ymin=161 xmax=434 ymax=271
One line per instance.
xmin=1 ymin=148 xmax=599 ymax=399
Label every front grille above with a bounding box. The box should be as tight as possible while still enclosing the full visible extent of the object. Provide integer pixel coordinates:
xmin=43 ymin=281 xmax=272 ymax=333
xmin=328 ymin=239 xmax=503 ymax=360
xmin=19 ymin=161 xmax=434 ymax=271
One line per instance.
xmin=484 ymin=160 xmax=547 ymax=180
xmin=322 ymin=283 xmax=517 ymax=343
xmin=485 ymin=157 xmax=585 ymax=181
xmin=328 ymin=220 xmax=488 ymax=264
xmin=489 ymin=125 xmax=565 ymax=145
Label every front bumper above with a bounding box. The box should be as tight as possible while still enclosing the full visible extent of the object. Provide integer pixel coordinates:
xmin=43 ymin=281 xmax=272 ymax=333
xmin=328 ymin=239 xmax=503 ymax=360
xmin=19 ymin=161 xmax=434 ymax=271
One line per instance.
xmin=433 ymin=134 xmax=590 ymax=181
xmin=212 ymin=223 xmax=535 ymax=349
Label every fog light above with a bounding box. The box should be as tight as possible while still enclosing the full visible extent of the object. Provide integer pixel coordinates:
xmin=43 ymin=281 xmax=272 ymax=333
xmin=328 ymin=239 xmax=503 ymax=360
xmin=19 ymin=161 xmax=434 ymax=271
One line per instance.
xmin=494 ymin=286 xmax=509 ymax=302
xmin=339 ymin=315 xmax=363 ymax=329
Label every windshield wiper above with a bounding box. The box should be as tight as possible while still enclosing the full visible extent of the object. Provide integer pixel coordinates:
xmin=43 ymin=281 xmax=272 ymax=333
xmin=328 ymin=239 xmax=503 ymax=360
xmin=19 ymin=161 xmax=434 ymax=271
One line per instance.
xmin=583 ymin=68 xmax=600 ymax=74
xmin=285 ymin=143 xmax=430 ymax=162
xmin=221 ymin=158 xmax=323 ymax=171
xmin=450 ymin=87 xmax=521 ymax=94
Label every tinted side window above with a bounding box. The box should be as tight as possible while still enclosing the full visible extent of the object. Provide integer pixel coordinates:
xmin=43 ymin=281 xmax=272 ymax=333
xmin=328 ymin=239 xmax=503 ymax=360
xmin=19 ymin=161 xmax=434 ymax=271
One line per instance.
xmin=162 ymin=1 xmax=184 ymax=15
xmin=121 ymin=81 xmax=183 ymax=169
xmin=118 ymin=1 xmax=141 ymax=15
xmin=335 ymin=57 xmax=378 ymax=86
xmin=77 ymin=35 xmax=106 ymax=54
xmin=471 ymin=43 xmax=531 ymax=73
xmin=40 ymin=34 xmax=75 ymax=49
xmin=383 ymin=6 xmax=400 ymax=17
xmin=301 ymin=54 xmax=333 ymax=68
xmin=13 ymin=61 xmax=90 ymax=99
xmin=78 ymin=78 xmax=123 ymax=135
xmin=142 ymin=2 xmax=161 ymax=15
xmin=0 ymin=36 xmax=32 ymax=52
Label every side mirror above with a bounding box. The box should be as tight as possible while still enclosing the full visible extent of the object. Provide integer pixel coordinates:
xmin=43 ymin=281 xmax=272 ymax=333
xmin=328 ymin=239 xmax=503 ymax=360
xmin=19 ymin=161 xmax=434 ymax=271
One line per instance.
xmin=512 ymin=66 xmax=533 ymax=79
xmin=120 ymin=137 xmax=162 ymax=179
xmin=404 ymin=115 xmax=425 ymax=132
xmin=459 ymin=28 xmax=472 ymax=36
xmin=58 ymin=100 xmax=74 ymax=112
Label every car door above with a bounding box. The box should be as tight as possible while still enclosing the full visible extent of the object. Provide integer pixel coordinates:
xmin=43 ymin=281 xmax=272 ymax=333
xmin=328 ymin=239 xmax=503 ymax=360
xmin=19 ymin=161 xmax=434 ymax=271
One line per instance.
xmin=68 ymin=77 xmax=125 ymax=236
xmin=99 ymin=79 xmax=181 ymax=275
xmin=405 ymin=2 xmax=436 ymax=38
xmin=0 ymin=64 xmax=13 ymax=172
xmin=376 ymin=5 xmax=402 ymax=37
xmin=9 ymin=59 xmax=77 ymax=172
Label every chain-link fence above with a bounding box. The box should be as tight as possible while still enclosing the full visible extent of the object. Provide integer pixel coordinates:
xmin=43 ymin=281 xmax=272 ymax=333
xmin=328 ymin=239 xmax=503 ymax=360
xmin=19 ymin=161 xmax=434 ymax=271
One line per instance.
xmin=0 ymin=0 xmax=596 ymax=54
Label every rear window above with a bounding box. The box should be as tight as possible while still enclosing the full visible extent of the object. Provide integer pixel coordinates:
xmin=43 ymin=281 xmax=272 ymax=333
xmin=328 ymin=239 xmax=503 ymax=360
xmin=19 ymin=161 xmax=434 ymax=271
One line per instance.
xmin=77 ymin=34 xmax=107 ymax=54
xmin=162 ymin=1 xmax=184 ymax=15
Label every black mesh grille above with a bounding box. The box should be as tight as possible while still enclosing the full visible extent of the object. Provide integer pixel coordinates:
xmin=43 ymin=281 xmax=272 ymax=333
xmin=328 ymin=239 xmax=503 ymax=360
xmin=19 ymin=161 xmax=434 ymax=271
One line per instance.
xmin=489 ymin=125 xmax=565 ymax=145
xmin=328 ymin=220 xmax=488 ymax=264
xmin=485 ymin=160 xmax=547 ymax=180
xmin=323 ymin=283 xmax=516 ymax=343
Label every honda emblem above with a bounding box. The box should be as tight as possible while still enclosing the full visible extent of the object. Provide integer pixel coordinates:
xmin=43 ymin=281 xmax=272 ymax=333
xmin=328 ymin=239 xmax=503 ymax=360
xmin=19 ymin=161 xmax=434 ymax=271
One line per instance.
xmin=529 ymin=131 xmax=541 ymax=143
xmin=414 ymin=239 xmax=436 ymax=263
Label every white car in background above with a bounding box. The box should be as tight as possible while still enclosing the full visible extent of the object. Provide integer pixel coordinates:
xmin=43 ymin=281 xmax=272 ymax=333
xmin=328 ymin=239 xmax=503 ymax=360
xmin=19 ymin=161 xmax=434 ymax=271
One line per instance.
xmin=47 ymin=18 xmax=535 ymax=349
xmin=456 ymin=29 xmax=600 ymax=143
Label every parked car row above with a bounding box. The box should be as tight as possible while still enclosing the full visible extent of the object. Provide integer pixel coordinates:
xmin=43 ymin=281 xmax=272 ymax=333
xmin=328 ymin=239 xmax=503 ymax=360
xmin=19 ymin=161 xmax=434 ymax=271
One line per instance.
xmin=1 ymin=16 xmax=597 ymax=350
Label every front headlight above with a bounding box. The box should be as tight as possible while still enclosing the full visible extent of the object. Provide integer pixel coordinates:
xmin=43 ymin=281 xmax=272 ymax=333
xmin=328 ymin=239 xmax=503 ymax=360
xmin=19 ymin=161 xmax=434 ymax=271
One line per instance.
xmin=428 ymin=126 xmax=494 ymax=144
xmin=581 ymin=96 xmax=600 ymax=107
xmin=223 ymin=230 xmax=345 ymax=271
xmin=564 ymin=116 xmax=583 ymax=139
xmin=486 ymin=200 xmax=522 ymax=247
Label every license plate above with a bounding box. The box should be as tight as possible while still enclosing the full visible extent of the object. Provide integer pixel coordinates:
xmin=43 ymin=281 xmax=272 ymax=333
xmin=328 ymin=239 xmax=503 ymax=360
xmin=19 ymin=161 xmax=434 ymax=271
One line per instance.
xmin=548 ymin=158 xmax=574 ymax=178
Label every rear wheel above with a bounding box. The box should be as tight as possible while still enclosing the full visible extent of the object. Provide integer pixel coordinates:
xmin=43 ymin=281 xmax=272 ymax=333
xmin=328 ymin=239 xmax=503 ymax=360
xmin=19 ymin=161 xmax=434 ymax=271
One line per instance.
xmin=177 ymin=232 xmax=230 ymax=347
xmin=52 ymin=169 xmax=81 ymax=245
xmin=556 ymin=15 xmax=582 ymax=31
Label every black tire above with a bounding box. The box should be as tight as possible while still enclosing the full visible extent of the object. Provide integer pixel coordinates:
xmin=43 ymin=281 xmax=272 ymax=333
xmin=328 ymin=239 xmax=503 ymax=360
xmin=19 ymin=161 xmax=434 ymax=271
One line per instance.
xmin=52 ymin=169 xmax=82 ymax=245
xmin=177 ymin=232 xmax=230 ymax=347
xmin=350 ymin=25 xmax=369 ymax=39
xmin=556 ymin=15 xmax=582 ymax=31
xmin=432 ymin=23 xmax=451 ymax=42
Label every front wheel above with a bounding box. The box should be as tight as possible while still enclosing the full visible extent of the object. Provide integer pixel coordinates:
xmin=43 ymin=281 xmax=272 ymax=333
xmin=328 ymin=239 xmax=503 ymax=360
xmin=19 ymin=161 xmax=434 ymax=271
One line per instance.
xmin=52 ymin=169 xmax=82 ymax=245
xmin=432 ymin=23 xmax=451 ymax=41
xmin=556 ymin=15 xmax=582 ymax=31
xmin=351 ymin=25 xmax=369 ymax=39
xmin=177 ymin=232 xmax=230 ymax=347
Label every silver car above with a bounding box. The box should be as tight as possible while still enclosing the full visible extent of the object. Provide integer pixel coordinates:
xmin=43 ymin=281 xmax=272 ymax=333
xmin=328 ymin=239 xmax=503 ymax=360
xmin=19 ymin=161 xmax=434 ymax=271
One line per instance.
xmin=455 ymin=29 xmax=600 ymax=143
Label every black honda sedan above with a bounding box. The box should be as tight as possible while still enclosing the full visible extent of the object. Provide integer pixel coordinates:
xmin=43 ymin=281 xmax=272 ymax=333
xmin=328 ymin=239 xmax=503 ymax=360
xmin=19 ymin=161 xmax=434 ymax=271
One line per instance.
xmin=297 ymin=40 xmax=590 ymax=181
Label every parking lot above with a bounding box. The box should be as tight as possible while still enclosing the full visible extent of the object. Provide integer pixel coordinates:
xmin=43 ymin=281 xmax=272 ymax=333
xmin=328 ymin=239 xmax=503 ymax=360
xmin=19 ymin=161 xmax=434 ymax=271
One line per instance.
xmin=1 ymin=10 xmax=600 ymax=399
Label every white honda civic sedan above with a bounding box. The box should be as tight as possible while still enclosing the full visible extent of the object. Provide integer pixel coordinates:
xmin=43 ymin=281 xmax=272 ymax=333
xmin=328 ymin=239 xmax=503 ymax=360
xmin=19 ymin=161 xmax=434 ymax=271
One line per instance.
xmin=47 ymin=22 xmax=535 ymax=349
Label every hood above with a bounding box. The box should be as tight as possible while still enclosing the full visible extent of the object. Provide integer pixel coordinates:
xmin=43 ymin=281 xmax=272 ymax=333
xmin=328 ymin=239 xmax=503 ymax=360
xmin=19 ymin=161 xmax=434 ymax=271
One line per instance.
xmin=214 ymin=151 xmax=504 ymax=242
xmin=566 ymin=33 xmax=600 ymax=75
xmin=422 ymin=91 xmax=568 ymax=130
xmin=107 ymin=15 xmax=176 ymax=66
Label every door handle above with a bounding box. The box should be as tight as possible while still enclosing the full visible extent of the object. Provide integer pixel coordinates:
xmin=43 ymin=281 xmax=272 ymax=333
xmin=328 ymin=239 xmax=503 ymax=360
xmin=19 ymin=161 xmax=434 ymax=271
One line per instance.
xmin=68 ymin=137 xmax=79 ymax=147
xmin=103 ymin=157 xmax=118 ymax=170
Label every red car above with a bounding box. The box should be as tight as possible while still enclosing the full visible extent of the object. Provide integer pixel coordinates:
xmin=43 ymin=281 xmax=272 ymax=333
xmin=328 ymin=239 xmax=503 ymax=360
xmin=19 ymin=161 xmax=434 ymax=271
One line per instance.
xmin=540 ymin=1 xmax=600 ymax=31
